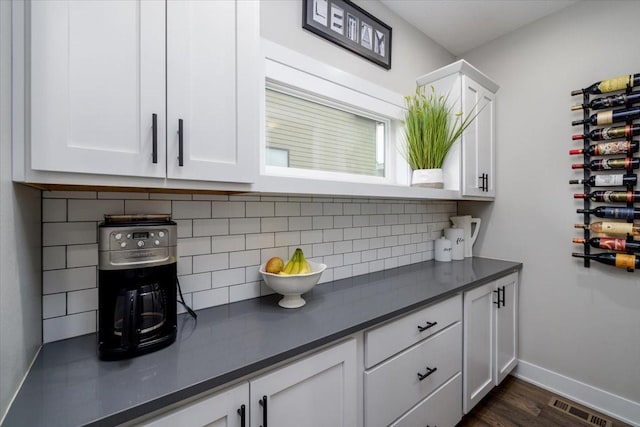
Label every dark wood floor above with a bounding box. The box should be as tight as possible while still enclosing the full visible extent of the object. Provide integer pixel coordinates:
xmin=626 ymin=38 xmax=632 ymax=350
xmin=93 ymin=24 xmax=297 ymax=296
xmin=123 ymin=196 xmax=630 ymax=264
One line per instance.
xmin=457 ymin=376 xmax=631 ymax=427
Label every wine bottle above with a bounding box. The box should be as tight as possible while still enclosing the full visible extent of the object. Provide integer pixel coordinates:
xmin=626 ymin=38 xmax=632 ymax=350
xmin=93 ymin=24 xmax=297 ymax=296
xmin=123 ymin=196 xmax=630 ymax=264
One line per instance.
xmin=571 ymin=74 xmax=640 ymax=96
xmin=571 ymin=157 xmax=639 ymax=171
xmin=571 ymin=90 xmax=640 ymax=111
xmin=573 ymin=237 xmax=640 ymax=252
xmin=572 ymin=124 xmax=640 ymax=141
xmin=572 ymin=106 xmax=640 ymax=126
xmin=572 ymin=252 xmax=640 ymax=269
xmin=574 ymin=221 xmax=640 ymax=237
xmin=569 ymin=140 xmax=638 ymax=156
xmin=574 ymin=191 xmax=640 ymax=203
xmin=577 ymin=206 xmax=640 ymax=220
xmin=569 ymin=174 xmax=637 ymax=187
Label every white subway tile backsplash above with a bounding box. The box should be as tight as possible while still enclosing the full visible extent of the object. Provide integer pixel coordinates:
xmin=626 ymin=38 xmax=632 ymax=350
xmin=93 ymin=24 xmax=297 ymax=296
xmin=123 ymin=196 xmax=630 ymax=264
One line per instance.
xmin=43 ymin=199 xmax=67 ymax=222
xmin=178 ymin=273 xmax=211 ymax=293
xmin=68 ymin=199 xmax=123 ymax=221
xmin=125 ymin=200 xmax=171 ymax=215
xmin=192 ymin=288 xmax=229 ymax=310
xmin=229 ymin=250 xmax=260 ymax=268
xmin=43 ymin=246 xmax=66 ymax=271
xmin=40 ymin=192 xmax=455 ymax=343
xmin=275 ymin=231 xmax=300 ymax=247
xmin=67 ymin=244 xmax=98 ymax=268
xmin=211 ymin=268 xmax=245 ymax=288
xmin=246 ymin=201 xmax=274 ymax=217
xmin=43 ymin=293 xmax=66 ymax=319
xmin=246 ymin=233 xmax=274 ymax=250
xmin=230 ymin=218 xmax=260 ymax=235
xmin=193 ymin=253 xmax=229 ymax=273
xmin=230 ymin=282 xmax=260 ymax=303
xmin=43 ymin=222 xmax=96 ymax=246
xmin=312 ymin=242 xmax=333 ymax=257
xmin=212 ymin=201 xmax=244 ymax=218
xmin=43 ymin=190 xmax=96 ymax=199
xmin=173 ymin=201 xmax=211 ymax=219
xmin=43 ymin=311 xmax=96 ymax=343
xmin=275 ymin=202 xmax=300 ymax=217
xmin=261 ymin=217 xmax=289 ymax=232
xmin=193 ymin=218 xmax=229 ymax=236
xmin=176 ymin=220 xmax=193 ymax=238
xmin=288 ymin=216 xmax=312 ymax=231
xmin=67 ymin=288 xmax=98 ymax=314
xmin=43 ymin=267 xmax=96 ymax=295
xmin=212 ymin=235 xmax=245 ymax=253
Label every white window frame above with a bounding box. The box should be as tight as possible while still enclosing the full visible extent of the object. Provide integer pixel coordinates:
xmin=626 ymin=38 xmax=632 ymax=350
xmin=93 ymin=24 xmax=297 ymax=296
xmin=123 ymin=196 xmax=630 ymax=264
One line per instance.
xmin=261 ymin=40 xmax=409 ymax=187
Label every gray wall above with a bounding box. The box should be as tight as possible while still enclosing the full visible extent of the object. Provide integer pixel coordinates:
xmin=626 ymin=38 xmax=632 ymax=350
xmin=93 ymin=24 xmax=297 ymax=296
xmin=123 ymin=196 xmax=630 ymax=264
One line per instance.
xmin=459 ymin=0 xmax=640 ymax=412
xmin=0 ymin=0 xmax=42 ymax=422
xmin=260 ymin=0 xmax=455 ymax=96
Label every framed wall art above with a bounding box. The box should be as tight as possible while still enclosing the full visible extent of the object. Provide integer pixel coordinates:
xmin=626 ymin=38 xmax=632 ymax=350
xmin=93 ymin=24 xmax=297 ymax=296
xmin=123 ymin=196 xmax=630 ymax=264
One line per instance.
xmin=302 ymin=0 xmax=392 ymax=70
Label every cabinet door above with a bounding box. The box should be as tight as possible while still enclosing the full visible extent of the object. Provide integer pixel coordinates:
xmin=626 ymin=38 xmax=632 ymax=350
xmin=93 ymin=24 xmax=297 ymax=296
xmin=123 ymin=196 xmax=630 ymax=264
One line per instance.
xmin=167 ymin=0 xmax=259 ymax=183
xmin=249 ymin=339 xmax=357 ymax=427
xmin=461 ymin=77 xmax=495 ymax=197
xmin=463 ymin=281 xmax=496 ymax=413
xmin=30 ymin=0 xmax=166 ymax=178
xmin=140 ymin=382 xmax=248 ymax=427
xmin=495 ymin=272 xmax=519 ymax=385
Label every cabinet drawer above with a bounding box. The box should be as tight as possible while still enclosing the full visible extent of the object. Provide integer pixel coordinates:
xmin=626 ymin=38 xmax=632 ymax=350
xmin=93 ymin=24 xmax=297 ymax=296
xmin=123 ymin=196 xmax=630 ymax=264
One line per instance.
xmin=364 ymin=322 xmax=462 ymax=427
xmin=390 ymin=372 xmax=462 ymax=427
xmin=365 ymin=294 xmax=461 ymax=368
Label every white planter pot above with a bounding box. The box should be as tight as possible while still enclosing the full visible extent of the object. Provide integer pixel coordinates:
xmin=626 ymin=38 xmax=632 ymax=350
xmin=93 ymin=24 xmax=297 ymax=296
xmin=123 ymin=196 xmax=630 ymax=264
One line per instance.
xmin=411 ymin=169 xmax=444 ymax=188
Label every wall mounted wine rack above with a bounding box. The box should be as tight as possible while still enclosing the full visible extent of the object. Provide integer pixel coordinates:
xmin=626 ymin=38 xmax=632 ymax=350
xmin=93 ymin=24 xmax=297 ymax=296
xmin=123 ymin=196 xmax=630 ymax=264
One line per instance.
xmin=570 ymin=73 xmax=639 ymax=271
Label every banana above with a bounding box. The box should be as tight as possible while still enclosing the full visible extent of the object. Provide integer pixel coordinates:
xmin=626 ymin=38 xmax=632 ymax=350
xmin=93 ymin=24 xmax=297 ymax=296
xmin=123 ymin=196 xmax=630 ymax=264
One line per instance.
xmin=280 ymin=248 xmax=312 ymax=275
xmin=297 ymin=249 xmax=311 ymax=274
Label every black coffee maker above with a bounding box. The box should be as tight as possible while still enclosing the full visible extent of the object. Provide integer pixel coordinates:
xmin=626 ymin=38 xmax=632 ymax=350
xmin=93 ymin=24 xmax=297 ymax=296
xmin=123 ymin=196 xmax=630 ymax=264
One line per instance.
xmin=98 ymin=214 xmax=177 ymax=360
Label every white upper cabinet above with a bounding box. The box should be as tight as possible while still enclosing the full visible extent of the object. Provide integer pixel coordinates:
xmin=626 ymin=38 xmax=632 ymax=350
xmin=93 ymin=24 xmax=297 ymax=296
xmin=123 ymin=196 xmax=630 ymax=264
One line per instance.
xmin=417 ymin=60 xmax=499 ymax=199
xmin=166 ymin=0 xmax=258 ymax=183
xmin=29 ymin=0 xmax=166 ymax=178
xmin=17 ymin=0 xmax=259 ymax=186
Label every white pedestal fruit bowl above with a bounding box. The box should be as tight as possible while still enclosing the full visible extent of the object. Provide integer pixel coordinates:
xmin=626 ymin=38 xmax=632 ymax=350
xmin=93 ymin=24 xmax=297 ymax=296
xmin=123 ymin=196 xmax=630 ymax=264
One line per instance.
xmin=259 ymin=261 xmax=327 ymax=308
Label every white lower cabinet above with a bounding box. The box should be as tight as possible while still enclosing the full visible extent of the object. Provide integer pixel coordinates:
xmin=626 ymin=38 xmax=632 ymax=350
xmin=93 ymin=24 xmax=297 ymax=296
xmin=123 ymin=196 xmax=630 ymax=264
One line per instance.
xmin=249 ymin=338 xmax=357 ymax=427
xmin=136 ymin=338 xmax=357 ymax=427
xmin=463 ymin=272 xmax=519 ymax=413
xmin=140 ymin=382 xmax=248 ymax=427
xmin=364 ymin=295 xmax=463 ymax=427
xmin=390 ymin=372 xmax=462 ymax=427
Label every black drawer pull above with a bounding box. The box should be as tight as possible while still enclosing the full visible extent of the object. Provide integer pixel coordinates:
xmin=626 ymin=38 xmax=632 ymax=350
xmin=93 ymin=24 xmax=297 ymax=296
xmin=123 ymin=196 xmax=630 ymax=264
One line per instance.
xmin=237 ymin=404 xmax=246 ymax=427
xmin=493 ymin=289 xmax=501 ymax=308
xmin=417 ymin=366 xmax=437 ymax=381
xmin=417 ymin=321 xmax=438 ymax=332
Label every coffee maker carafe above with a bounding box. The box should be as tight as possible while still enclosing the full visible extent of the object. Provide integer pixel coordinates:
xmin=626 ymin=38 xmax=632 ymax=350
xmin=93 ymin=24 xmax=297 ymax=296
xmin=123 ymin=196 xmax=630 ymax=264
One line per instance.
xmin=98 ymin=215 xmax=177 ymax=360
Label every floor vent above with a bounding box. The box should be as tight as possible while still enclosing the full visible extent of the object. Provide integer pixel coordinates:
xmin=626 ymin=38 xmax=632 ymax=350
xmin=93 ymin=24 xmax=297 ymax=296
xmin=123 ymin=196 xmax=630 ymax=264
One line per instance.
xmin=548 ymin=397 xmax=613 ymax=427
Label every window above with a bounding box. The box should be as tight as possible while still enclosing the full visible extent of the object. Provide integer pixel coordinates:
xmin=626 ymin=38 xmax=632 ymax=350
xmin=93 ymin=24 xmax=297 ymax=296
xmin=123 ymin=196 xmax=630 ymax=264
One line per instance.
xmin=262 ymin=41 xmax=406 ymax=186
xmin=265 ymin=88 xmax=386 ymax=177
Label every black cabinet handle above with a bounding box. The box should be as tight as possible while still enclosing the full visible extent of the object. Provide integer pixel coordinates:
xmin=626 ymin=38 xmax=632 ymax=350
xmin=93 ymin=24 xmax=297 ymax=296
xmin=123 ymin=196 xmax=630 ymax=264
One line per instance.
xmin=417 ymin=321 xmax=438 ymax=332
xmin=493 ymin=289 xmax=501 ymax=308
xmin=178 ymin=119 xmax=184 ymax=167
xmin=501 ymin=285 xmax=506 ymax=307
xmin=152 ymin=113 xmax=158 ymax=164
xmin=479 ymin=173 xmax=489 ymax=191
xmin=259 ymin=395 xmax=267 ymax=427
xmin=417 ymin=366 xmax=437 ymax=381
xmin=237 ymin=404 xmax=246 ymax=427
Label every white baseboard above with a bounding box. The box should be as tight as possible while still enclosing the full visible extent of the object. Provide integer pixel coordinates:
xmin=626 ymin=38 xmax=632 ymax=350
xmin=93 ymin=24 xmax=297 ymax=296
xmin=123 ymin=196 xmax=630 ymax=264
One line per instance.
xmin=513 ymin=360 xmax=640 ymax=427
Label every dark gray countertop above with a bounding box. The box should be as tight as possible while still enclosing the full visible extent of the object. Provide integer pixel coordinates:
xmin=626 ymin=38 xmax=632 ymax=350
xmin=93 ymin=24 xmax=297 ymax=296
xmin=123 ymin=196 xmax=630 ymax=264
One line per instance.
xmin=4 ymin=257 xmax=521 ymax=427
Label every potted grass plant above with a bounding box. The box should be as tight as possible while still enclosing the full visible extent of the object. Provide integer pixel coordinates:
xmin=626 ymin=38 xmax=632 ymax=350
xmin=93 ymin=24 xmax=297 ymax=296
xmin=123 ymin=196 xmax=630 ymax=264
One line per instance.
xmin=401 ymin=85 xmax=478 ymax=188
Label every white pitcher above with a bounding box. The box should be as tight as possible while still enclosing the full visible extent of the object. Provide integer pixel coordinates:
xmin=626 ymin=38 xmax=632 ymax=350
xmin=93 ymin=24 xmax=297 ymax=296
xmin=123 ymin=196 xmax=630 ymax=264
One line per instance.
xmin=450 ymin=216 xmax=481 ymax=258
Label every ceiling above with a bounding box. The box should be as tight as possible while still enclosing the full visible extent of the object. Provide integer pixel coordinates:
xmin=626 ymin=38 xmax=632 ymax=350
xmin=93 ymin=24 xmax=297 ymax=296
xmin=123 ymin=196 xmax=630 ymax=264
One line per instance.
xmin=380 ymin=0 xmax=581 ymax=55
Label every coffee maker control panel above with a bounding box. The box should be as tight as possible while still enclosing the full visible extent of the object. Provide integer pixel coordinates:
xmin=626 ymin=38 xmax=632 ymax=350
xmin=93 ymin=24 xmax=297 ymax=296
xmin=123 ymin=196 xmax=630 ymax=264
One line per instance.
xmin=110 ymin=228 xmax=171 ymax=251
